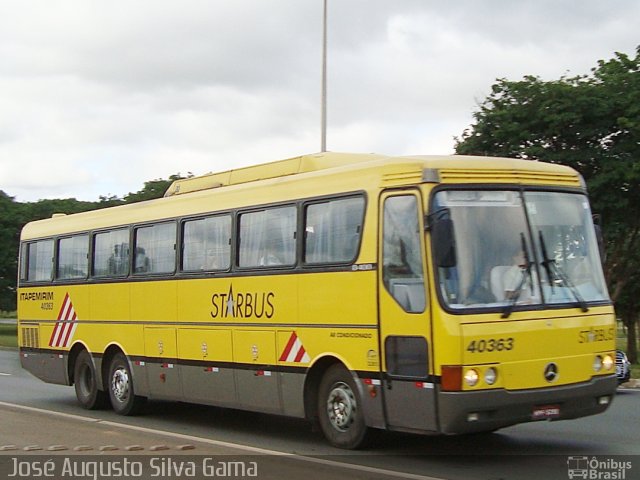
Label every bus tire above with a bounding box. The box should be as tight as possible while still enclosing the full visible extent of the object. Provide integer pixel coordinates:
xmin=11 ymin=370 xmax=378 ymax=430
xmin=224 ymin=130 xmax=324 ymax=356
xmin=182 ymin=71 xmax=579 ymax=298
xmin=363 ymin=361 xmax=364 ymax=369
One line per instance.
xmin=73 ymin=350 xmax=108 ymax=410
xmin=317 ymin=364 xmax=370 ymax=449
xmin=107 ymin=352 xmax=146 ymax=415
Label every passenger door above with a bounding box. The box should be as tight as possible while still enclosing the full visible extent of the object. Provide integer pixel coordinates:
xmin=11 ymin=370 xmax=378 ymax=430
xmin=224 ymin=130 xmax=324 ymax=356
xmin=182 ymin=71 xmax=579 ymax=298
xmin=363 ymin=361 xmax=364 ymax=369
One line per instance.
xmin=378 ymin=190 xmax=437 ymax=432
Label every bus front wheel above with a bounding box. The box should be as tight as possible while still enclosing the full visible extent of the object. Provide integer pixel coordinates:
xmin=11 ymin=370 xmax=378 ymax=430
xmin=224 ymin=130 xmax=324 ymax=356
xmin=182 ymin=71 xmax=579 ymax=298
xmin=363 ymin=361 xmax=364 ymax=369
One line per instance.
xmin=107 ymin=352 xmax=146 ymax=415
xmin=73 ymin=350 xmax=108 ymax=410
xmin=317 ymin=364 xmax=370 ymax=449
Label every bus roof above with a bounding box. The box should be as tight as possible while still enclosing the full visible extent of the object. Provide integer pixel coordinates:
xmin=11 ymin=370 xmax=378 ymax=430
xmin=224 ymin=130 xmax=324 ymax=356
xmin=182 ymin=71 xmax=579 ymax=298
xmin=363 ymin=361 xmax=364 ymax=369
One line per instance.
xmin=163 ymin=152 xmax=580 ymax=197
xmin=21 ymin=152 xmax=582 ymax=240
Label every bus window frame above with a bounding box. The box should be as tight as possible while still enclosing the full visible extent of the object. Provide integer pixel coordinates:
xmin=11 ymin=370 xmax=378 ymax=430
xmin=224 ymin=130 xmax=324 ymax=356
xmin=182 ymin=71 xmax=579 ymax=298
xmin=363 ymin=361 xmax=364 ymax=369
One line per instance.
xmin=20 ymin=238 xmax=56 ymax=285
xmin=236 ymin=202 xmax=298 ymax=271
xmin=56 ymin=233 xmax=90 ymax=281
xmin=428 ymin=184 xmax=613 ymax=316
xmin=301 ymin=193 xmax=367 ymax=268
xmin=132 ymin=220 xmax=178 ymax=277
xmin=91 ymin=226 xmax=132 ymax=280
xmin=179 ymin=212 xmax=233 ymax=274
xmin=381 ymin=190 xmax=428 ymax=314
xmin=19 ymin=191 xmax=369 ymax=286
xmin=18 ymin=243 xmax=28 ymax=282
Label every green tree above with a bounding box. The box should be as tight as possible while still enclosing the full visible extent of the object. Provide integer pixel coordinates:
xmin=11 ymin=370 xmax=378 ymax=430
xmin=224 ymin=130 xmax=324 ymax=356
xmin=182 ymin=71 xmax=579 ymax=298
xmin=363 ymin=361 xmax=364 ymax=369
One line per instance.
xmin=0 ymin=191 xmax=23 ymax=311
xmin=456 ymin=46 xmax=640 ymax=361
xmin=0 ymin=175 xmax=187 ymax=313
xmin=123 ymin=174 xmax=189 ymax=203
xmin=24 ymin=198 xmax=103 ymax=221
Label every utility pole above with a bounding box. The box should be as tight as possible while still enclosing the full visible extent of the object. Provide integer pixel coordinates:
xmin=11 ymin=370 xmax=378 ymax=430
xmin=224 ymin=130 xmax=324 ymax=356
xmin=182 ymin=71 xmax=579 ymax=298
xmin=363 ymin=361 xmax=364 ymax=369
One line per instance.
xmin=320 ymin=0 xmax=328 ymax=152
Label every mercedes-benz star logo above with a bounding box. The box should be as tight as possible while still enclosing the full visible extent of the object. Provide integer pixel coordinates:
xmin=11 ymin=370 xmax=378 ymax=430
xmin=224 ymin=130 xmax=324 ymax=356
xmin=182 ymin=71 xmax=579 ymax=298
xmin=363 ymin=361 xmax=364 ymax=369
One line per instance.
xmin=544 ymin=362 xmax=559 ymax=383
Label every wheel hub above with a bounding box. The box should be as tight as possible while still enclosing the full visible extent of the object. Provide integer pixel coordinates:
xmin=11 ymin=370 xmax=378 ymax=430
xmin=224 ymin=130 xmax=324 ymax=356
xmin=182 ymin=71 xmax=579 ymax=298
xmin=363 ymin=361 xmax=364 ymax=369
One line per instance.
xmin=111 ymin=367 xmax=130 ymax=403
xmin=326 ymin=382 xmax=356 ymax=432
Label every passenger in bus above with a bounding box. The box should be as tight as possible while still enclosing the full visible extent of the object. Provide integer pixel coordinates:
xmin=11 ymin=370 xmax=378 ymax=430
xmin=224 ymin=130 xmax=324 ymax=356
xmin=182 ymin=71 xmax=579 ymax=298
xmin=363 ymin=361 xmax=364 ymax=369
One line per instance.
xmin=135 ymin=247 xmax=151 ymax=273
xmin=108 ymin=244 xmax=128 ymax=275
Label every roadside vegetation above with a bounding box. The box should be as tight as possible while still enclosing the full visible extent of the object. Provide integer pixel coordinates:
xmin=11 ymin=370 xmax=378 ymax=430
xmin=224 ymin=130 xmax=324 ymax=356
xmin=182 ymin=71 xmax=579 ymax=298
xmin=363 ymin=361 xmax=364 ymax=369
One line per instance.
xmin=457 ymin=46 xmax=640 ymax=364
xmin=0 ymin=176 xmax=187 ymax=314
xmin=0 ymin=323 xmax=17 ymax=348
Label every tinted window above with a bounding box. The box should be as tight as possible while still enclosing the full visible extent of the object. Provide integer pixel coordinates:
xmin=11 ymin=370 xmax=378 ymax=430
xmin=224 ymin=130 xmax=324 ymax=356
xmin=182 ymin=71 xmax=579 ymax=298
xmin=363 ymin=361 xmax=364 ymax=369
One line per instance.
xmin=134 ymin=223 xmax=176 ymax=274
xmin=304 ymin=196 xmax=364 ymax=264
xmin=239 ymin=206 xmax=296 ymax=268
xmin=57 ymin=235 xmax=89 ymax=279
xmin=94 ymin=229 xmax=130 ymax=277
xmin=183 ymin=215 xmax=231 ymax=271
xmin=385 ymin=336 xmax=428 ymax=378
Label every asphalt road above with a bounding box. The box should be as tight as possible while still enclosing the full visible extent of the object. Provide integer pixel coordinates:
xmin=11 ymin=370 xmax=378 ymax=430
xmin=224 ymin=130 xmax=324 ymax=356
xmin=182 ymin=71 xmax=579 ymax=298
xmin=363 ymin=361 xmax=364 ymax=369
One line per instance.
xmin=0 ymin=348 xmax=639 ymax=480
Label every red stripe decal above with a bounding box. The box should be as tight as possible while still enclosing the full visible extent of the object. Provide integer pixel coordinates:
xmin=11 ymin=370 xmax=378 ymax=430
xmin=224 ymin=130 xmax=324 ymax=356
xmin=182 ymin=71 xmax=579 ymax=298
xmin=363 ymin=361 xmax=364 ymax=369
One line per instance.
xmin=294 ymin=346 xmax=307 ymax=363
xmin=56 ymin=293 xmax=70 ymax=320
xmin=279 ymin=332 xmax=298 ymax=362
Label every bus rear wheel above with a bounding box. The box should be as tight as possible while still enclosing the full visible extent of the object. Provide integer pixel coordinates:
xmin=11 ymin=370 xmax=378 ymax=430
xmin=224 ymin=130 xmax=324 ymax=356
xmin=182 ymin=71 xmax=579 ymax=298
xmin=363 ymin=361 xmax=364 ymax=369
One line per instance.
xmin=73 ymin=350 xmax=108 ymax=410
xmin=107 ymin=352 xmax=146 ymax=415
xmin=317 ymin=364 xmax=370 ymax=449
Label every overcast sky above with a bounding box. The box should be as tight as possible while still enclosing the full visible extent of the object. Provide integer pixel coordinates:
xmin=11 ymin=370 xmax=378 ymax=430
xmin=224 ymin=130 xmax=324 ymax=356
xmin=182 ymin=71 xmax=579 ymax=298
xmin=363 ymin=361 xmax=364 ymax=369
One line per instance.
xmin=0 ymin=1 xmax=637 ymax=202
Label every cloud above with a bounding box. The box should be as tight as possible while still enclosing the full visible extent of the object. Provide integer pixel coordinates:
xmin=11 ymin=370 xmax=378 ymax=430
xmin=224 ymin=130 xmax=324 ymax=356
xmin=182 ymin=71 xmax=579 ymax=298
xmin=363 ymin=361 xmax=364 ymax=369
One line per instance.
xmin=0 ymin=0 xmax=638 ymax=201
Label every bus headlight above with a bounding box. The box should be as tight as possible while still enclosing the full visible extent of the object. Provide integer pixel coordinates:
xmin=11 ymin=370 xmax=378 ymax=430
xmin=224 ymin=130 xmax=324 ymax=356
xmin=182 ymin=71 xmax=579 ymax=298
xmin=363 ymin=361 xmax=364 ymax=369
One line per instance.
xmin=484 ymin=367 xmax=498 ymax=385
xmin=593 ymin=355 xmax=603 ymax=372
xmin=464 ymin=369 xmax=479 ymax=387
xmin=602 ymin=354 xmax=614 ymax=371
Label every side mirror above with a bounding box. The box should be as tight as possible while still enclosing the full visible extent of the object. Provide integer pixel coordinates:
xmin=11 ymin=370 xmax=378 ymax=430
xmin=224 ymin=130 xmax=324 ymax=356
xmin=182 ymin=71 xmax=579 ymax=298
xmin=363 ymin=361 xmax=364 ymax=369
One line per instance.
xmin=431 ymin=217 xmax=457 ymax=268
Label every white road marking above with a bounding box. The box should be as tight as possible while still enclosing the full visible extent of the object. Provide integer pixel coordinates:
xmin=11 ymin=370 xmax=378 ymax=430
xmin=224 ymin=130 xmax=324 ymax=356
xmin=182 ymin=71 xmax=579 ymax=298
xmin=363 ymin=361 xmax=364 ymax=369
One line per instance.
xmin=0 ymin=400 xmax=443 ymax=480
xmin=0 ymin=373 xmax=12 ymax=376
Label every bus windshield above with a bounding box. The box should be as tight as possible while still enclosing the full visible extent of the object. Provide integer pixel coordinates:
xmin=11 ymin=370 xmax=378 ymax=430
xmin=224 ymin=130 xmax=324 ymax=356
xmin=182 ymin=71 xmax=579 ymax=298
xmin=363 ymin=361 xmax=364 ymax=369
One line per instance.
xmin=433 ymin=189 xmax=609 ymax=312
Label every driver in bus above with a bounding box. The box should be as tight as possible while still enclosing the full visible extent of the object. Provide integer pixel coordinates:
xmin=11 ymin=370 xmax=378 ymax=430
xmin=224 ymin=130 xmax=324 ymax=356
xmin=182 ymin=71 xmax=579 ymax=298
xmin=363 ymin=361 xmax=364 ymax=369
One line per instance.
xmin=502 ymin=248 xmax=537 ymax=303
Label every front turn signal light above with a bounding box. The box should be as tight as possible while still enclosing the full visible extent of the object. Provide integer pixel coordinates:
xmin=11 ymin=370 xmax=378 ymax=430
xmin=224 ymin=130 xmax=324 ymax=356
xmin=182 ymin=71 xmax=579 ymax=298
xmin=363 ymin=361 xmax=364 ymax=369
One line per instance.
xmin=441 ymin=366 xmax=462 ymax=391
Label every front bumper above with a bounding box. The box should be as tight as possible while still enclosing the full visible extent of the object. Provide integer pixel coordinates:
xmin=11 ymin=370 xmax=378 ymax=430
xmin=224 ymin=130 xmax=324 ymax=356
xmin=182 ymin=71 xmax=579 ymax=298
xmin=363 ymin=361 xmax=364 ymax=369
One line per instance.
xmin=438 ymin=374 xmax=617 ymax=434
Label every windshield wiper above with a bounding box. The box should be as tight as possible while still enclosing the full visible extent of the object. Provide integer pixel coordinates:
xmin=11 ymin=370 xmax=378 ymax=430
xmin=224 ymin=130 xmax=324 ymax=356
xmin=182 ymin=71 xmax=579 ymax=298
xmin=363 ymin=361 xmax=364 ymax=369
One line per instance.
xmin=538 ymin=230 xmax=556 ymax=295
xmin=501 ymin=232 xmax=533 ymax=319
xmin=538 ymin=230 xmax=588 ymax=312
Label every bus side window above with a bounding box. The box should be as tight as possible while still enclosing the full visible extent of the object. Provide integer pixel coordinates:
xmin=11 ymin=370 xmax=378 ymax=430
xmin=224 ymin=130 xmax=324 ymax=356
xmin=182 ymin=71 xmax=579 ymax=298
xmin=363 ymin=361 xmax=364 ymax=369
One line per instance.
xmin=57 ymin=234 xmax=89 ymax=280
xmin=238 ymin=206 xmax=296 ymax=268
xmin=182 ymin=215 xmax=231 ymax=272
xmin=94 ymin=229 xmax=130 ymax=277
xmin=26 ymin=239 xmax=54 ymax=282
xmin=382 ymin=195 xmax=426 ymax=313
xmin=304 ymin=196 xmax=365 ymax=264
xmin=385 ymin=336 xmax=429 ymax=378
xmin=134 ymin=222 xmax=177 ymax=275
xmin=19 ymin=245 xmax=28 ymax=281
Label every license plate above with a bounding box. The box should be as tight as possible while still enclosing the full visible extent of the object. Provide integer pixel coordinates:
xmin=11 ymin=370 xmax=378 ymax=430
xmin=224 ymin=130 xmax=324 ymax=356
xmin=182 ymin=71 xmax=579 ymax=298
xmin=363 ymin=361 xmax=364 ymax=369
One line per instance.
xmin=532 ymin=405 xmax=560 ymax=420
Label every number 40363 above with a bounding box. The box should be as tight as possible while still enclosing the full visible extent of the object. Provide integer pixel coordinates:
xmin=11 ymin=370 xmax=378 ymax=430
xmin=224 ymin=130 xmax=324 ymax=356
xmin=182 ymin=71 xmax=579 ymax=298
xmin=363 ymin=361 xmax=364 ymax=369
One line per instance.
xmin=466 ymin=338 xmax=514 ymax=353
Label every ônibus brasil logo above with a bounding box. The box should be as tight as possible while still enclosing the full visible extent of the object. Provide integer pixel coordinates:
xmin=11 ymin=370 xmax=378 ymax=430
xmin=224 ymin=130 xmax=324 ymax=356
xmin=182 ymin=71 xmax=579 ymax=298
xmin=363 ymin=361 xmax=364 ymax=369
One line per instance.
xmin=567 ymin=456 xmax=632 ymax=479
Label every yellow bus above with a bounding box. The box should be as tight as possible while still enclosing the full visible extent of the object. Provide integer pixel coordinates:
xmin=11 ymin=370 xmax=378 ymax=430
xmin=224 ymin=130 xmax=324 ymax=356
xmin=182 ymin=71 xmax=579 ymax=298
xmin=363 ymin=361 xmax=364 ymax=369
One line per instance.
xmin=18 ymin=152 xmax=616 ymax=448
